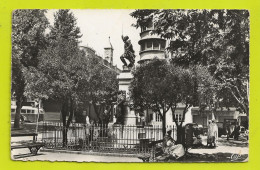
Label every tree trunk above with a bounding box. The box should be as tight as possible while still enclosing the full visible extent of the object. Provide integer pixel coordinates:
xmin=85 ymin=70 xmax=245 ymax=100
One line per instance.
xmin=62 ymin=127 xmax=67 ymax=147
xmin=14 ymin=98 xmax=22 ymax=128
xmin=176 ymin=125 xmax=184 ymax=144
xmin=93 ymin=103 xmax=103 ymax=123
xmin=162 ymin=114 xmax=166 ymax=136
xmin=66 ymin=97 xmax=74 ymax=128
xmin=61 ymin=100 xmax=68 ymax=147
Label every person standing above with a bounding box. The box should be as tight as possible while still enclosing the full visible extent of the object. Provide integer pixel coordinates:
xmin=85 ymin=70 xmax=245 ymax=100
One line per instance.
xmin=212 ymin=119 xmax=218 ymax=146
xmin=233 ymin=122 xmax=240 ymax=140
xmin=226 ymin=121 xmax=231 ymax=141
xmin=207 ymin=120 xmax=216 ymax=147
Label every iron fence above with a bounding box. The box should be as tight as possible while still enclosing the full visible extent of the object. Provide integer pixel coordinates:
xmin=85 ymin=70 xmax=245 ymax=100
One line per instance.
xmin=42 ymin=122 xmax=174 ymax=155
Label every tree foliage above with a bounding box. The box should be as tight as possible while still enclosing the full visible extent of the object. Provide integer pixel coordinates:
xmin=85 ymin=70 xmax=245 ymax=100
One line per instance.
xmin=12 ymin=9 xmax=49 ymax=128
xmin=49 ymin=9 xmax=82 ymax=42
xmin=27 ymin=9 xmax=86 ymax=145
xmin=131 ymin=9 xmax=249 ymax=116
xmin=23 ymin=9 xmax=118 ymax=130
xmin=78 ymin=54 xmax=118 ymax=124
xmin=129 ymin=59 xmax=214 ymax=140
xmin=130 ymin=59 xmax=175 ymax=135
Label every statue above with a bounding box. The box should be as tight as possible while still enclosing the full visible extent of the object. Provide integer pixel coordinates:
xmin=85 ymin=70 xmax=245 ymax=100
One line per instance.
xmin=120 ymin=35 xmax=135 ymax=67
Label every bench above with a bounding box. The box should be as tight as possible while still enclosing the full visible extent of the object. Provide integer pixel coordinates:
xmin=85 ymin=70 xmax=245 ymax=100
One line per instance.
xmin=11 ymin=132 xmax=45 ymax=155
xmin=137 ymin=139 xmax=164 ymax=162
xmin=11 ymin=143 xmax=45 ymax=155
xmin=11 ymin=132 xmax=38 ymax=141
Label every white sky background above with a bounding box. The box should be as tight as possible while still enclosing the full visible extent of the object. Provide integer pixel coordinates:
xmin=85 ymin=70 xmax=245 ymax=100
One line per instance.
xmin=45 ymin=9 xmax=141 ymax=69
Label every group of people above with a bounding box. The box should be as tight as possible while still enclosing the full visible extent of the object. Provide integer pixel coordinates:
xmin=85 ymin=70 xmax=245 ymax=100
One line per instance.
xmin=150 ymin=118 xmax=246 ymax=162
xmin=156 ymin=120 xmax=218 ymax=161
xmin=145 ymin=119 xmax=245 ymax=161
xmin=226 ymin=121 xmax=241 ymax=141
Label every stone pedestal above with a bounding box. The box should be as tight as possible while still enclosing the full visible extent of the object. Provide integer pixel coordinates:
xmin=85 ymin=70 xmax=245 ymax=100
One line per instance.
xmin=117 ymin=66 xmax=137 ymax=125
xmin=118 ymin=66 xmax=133 ymax=98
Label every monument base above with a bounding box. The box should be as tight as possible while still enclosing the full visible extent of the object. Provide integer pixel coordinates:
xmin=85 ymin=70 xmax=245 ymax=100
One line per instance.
xmin=122 ymin=65 xmax=133 ymax=72
xmin=117 ymin=65 xmax=136 ymax=126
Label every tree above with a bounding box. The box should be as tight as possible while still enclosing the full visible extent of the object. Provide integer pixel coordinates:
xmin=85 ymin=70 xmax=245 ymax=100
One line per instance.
xmin=22 ymin=9 xmax=85 ymax=146
xmin=12 ymin=9 xmax=49 ymax=128
xmin=78 ymin=54 xmax=119 ymax=125
xmin=169 ymin=65 xmax=213 ymax=144
xmin=131 ymin=9 xmax=249 ymax=116
xmin=130 ymin=59 xmax=214 ymax=142
xmin=36 ymin=38 xmax=88 ymax=145
xmin=130 ymin=60 xmax=175 ymax=135
xmin=25 ymin=9 xmax=118 ymax=144
xmin=49 ymin=9 xmax=82 ymax=42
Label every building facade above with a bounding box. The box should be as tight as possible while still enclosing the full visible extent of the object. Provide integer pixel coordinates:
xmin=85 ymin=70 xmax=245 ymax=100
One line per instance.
xmin=138 ymin=22 xmax=166 ymax=63
xmin=80 ymin=37 xmax=121 ymax=74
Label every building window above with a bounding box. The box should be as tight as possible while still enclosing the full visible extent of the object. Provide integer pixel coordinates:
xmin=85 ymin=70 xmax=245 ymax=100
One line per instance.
xmin=155 ymin=113 xmax=162 ymax=122
xmin=11 ymin=109 xmax=15 ymax=113
xmin=141 ymin=43 xmax=145 ymax=51
xmin=146 ymin=41 xmax=152 ymax=50
xmin=21 ymin=109 xmax=26 ymax=113
xmin=161 ymin=41 xmax=166 ymax=50
xmin=153 ymin=40 xmax=160 ymax=50
xmin=141 ymin=41 xmax=166 ymax=52
xmin=149 ymin=113 xmax=153 ymax=122
xmin=173 ymin=113 xmax=183 ymax=122
xmin=141 ymin=22 xmax=154 ymax=32
xmin=138 ymin=133 xmax=146 ymax=139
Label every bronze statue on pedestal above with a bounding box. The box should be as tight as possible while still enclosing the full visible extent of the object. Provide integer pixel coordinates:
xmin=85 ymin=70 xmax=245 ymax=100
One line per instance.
xmin=120 ymin=35 xmax=135 ymax=67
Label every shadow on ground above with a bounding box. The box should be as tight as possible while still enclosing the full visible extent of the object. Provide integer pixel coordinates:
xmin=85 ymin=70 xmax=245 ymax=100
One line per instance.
xmin=152 ymin=152 xmax=248 ymax=162
xmin=13 ymin=153 xmax=45 ymax=160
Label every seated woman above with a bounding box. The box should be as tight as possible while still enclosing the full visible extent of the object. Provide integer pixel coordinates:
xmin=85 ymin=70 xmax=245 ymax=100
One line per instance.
xmin=158 ymin=129 xmax=185 ymax=160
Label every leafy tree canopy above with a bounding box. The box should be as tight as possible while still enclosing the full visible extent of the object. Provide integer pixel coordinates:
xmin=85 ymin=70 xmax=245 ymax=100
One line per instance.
xmin=131 ymin=9 xmax=249 ymax=115
xmin=129 ymin=59 xmax=214 ymax=137
xmin=49 ymin=9 xmax=82 ymax=42
xmin=12 ymin=9 xmax=49 ymax=128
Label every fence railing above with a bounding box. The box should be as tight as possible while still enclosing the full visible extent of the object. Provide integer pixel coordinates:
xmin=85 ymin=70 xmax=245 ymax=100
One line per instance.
xmin=42 ymin=122 xmax=175 ymax=155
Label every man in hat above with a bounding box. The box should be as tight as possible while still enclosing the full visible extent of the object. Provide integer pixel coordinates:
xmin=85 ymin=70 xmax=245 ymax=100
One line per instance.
xmin=120 ymin=35 xmax=135 ymax=67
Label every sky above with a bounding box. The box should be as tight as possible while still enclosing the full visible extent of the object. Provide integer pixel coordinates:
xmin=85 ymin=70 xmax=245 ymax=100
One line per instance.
xmin=45 ymin=9 xmax=141 ymax=69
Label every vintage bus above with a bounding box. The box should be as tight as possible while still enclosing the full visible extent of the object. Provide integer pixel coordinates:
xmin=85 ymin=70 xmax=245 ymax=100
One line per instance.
xmin=11 ymin=101 xmax=45 ymax=123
